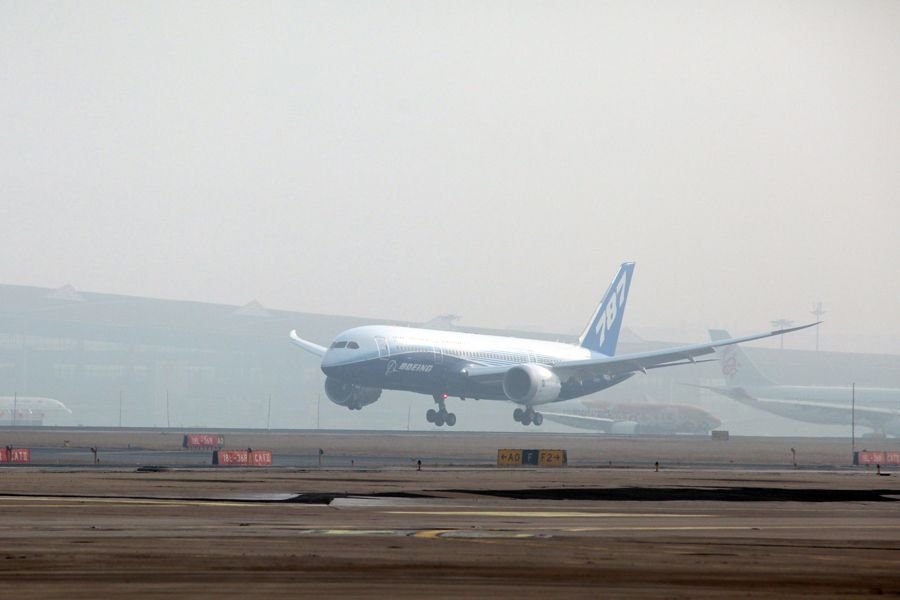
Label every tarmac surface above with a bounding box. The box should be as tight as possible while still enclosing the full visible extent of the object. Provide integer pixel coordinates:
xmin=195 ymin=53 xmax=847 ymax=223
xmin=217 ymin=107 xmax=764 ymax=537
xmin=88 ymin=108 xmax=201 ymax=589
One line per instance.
xmin=1 ymin=429 xmax=899 ymax=598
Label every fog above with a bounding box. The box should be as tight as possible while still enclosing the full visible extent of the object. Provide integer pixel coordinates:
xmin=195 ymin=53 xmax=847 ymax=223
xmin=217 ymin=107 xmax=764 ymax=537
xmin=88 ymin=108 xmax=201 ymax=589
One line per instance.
xmin=1 ymin=3 xmax=898 ymax=435
xmin=1 ymin=2 xmax=898 ymax=348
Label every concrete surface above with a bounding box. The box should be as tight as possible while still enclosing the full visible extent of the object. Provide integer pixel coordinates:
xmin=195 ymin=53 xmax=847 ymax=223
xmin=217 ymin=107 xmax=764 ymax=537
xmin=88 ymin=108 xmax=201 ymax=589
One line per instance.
xmin=0 ymin=430 xmax=898 ymax=597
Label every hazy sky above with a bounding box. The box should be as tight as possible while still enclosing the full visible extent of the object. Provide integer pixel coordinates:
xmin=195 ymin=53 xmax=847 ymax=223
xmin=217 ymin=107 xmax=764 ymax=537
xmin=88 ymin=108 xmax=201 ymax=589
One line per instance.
xmin=2 ymin=2 xmax=898 ymax=343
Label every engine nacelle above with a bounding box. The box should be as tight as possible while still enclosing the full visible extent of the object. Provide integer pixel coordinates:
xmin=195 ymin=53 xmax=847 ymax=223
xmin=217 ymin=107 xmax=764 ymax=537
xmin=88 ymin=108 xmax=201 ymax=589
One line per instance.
xmin=324 ymin=376 xmax=382 ymax=410
xmin=502 ymin=364 xmax=562 ymax=405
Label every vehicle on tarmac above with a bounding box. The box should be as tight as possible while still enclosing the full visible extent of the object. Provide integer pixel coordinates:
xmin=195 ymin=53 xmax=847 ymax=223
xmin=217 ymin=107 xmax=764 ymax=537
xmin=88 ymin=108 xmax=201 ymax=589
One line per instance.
xmin=290 ymin=263 xmax=817 ymax=427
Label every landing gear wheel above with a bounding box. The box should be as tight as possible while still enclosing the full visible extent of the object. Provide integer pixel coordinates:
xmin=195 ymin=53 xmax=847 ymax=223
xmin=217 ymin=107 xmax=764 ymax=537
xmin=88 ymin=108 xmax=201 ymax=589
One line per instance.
xmin=431 ymin=394 xmax=452 ymax=427
xmin=533 ymin=412 xmax=543 ymax=426
xmin=513 ymin=408 xmax=524 ymax=422
xmin=521 ymin=412 xmax=532 ymax=426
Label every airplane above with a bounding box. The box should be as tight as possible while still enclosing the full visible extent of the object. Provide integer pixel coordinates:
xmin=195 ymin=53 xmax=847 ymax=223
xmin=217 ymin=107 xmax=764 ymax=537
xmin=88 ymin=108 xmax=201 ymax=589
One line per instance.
xmin=289 ymin=262 xmax=818 ymax=427
xmin=700 ymin=330 xmax=900 ymax=437
xmin=542 ymin=398 xmax=721 ymax=435
xmin=0 ymin=396 xmax=71 ymax=426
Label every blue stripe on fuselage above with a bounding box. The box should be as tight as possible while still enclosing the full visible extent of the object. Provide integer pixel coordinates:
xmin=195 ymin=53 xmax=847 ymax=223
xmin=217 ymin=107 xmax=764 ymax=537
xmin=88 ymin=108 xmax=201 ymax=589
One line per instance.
xmin=320 ymin=352 xmax=630 ymax=402
xmin=322 ymin=353 xmax=508 ymax=399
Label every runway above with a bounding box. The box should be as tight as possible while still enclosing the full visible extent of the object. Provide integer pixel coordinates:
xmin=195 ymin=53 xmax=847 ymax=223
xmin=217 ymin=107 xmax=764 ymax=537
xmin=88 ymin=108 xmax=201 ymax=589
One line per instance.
xmin=2 ymin=427 xmax=896 ymax=468
xmin=1 ymin=431 xmax=899 ymax=597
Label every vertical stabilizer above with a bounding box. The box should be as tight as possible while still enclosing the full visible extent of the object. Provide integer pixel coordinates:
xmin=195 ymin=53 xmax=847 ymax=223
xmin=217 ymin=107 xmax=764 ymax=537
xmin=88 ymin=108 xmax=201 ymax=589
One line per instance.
xmin=578 ymin=262 xmax=635 ymax=356
xmin=709 ymin=329 xmax=774 ymax=387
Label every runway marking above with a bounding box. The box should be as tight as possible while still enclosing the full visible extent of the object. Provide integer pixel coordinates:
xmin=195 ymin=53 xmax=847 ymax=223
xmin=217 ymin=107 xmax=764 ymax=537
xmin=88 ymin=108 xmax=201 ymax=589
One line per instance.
xmin=0 ymin=496 xmax=254 ymax=508
xmin=386 ymin=511 xmax=711 ymax=518
xmin=413 ymin=529 xmax=451 ymax=539
xmin=297 ymin=529 xmax=546 ymax=539
xmin=564 ymin=524 xmax=900 ymax=532
xmin=318 ymin=529 xmax=409 ymax=536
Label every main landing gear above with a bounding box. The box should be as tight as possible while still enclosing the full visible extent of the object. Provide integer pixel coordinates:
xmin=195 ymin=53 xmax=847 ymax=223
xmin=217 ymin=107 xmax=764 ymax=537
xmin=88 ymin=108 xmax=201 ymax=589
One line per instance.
xmin=427 ymin=394 xmax=457 ymax=427
xmin=513 ymin=407 xmax=543 ymax=426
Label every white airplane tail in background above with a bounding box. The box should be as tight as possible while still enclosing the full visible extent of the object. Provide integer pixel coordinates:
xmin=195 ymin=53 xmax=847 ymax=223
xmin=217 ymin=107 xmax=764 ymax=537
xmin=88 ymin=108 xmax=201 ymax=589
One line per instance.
xmin=709 ymin=329 xmax=774 ymax=387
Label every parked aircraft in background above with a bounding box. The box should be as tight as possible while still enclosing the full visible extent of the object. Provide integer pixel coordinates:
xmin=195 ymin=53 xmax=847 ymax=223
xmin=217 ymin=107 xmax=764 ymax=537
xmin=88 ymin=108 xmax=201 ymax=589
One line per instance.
xmin=289 ymin=263 xmax=817 ymax=427
xmin=0 ymin=396 xmax=71 ymax=426
xmin=702 ymin=330 xmax=900 ymax=436
xmin=542 ymin=398 xmax=721 ymax=435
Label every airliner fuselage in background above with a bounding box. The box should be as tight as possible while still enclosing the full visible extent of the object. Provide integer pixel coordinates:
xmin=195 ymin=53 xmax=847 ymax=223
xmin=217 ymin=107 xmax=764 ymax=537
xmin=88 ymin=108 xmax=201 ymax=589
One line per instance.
xmin=290 ymin=263 xmax=818 ymax=427
xmin=704 ymin=330 xmax=900 ymax=436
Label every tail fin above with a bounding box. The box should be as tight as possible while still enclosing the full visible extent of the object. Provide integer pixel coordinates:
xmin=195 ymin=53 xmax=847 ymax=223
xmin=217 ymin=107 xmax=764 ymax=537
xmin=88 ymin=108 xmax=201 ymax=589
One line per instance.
xmin=709 ymin=329 xmax=774 ymax=387
xmin=578 ymin=262 xmax=635 ymax=356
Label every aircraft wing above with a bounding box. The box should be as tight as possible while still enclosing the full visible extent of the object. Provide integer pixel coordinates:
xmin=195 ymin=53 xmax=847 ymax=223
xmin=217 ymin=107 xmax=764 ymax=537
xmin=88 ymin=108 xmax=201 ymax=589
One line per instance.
xmin=549 ymin=322 xmax=819 ymax=380
xmin=751 ymin=396 xmax=900 ymax=417
xmin=289 ymin=330 xmax=328 ymax=357
xmin=696 ymin=385 xmax=900 ymax=421
xmin=464 ymin=322 xmax=818 ymax=383
xmin=541 ymin=411 xmax=615 ymax=431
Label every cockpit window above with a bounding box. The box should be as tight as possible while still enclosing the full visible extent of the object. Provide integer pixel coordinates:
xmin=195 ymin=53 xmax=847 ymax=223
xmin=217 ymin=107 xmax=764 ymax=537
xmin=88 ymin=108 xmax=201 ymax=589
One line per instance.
xmin=331 ymin=341 xmax=347 ymax=349
xmin=347 ymin=341 xmax=360 ymax=349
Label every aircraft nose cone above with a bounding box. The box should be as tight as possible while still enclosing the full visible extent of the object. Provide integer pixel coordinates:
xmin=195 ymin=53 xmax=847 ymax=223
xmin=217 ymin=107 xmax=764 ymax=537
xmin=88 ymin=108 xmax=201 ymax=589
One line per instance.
xmin=321 ymin=350 xmax=337 ymax=368
xmin=320 ymin=351 xmax=344 ymax=377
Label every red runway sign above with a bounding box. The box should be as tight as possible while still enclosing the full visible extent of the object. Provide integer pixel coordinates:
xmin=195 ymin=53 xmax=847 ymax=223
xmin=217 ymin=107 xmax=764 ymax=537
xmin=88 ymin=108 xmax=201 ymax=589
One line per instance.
xmin=212 ymin=450 xmax=272 ymax=466
xmin=0 ymin=448 xmax=31 ymax=463
xmin=855 ymin=451 xmax=900 ymax=465
xmin=183 ymin=434 xmax=224 ymax=449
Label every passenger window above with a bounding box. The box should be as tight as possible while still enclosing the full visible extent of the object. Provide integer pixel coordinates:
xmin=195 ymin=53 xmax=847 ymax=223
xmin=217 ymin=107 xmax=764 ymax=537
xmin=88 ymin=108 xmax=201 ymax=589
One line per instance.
xmin=347 ymin=341 xmax=359 ymax=349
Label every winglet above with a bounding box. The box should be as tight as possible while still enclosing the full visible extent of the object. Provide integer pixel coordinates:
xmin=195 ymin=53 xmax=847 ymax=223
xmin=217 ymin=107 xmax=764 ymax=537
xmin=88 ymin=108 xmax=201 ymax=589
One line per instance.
xmin=289 ymin=330 xmax=328 ymax=357
xmin=708 ymin=321 xmax=821 ymax=350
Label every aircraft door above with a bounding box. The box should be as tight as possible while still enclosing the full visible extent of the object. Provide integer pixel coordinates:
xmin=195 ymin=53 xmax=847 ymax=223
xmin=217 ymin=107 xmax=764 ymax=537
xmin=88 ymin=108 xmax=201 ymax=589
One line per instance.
xmin=375 ymin=336 xmax=390 ymax=359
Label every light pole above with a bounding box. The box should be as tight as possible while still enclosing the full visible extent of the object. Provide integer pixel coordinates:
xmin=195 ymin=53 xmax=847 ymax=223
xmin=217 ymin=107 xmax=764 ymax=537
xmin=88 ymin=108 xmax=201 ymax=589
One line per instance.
xmin=851 ymin=382 xmax=856 ymax=459
xmin=810 ymin=302 xmax=825 ymax=351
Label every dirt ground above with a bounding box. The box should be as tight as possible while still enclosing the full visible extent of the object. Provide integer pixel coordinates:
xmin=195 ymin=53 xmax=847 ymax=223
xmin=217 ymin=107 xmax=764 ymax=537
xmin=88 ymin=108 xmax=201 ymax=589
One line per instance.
xmin=1 ymin=431 xmax=899 ymax=598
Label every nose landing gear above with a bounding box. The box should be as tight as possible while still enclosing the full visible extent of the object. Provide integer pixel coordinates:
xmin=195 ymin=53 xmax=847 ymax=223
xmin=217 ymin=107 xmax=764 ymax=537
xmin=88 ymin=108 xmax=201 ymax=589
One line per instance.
xmin=513 ymin=406 xmax=543 ymax=426
xmin=427 ymin=394 xmax=457 ymax=427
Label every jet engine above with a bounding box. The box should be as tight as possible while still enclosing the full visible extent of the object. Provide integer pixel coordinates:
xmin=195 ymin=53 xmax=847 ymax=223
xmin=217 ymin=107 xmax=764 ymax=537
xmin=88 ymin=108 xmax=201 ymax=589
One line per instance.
xmin=324 ymin=376 xmax=382 ymax=410
xmin=502 ymin=364 xmax=562 ymax=405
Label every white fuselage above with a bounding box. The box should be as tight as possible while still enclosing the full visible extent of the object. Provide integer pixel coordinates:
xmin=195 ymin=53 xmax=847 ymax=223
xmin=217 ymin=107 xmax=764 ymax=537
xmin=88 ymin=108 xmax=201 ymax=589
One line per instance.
xmin=321 ymin=325 xmax=602 ymax=402
xmin=715 ymin=384 xmax=900 ymax=432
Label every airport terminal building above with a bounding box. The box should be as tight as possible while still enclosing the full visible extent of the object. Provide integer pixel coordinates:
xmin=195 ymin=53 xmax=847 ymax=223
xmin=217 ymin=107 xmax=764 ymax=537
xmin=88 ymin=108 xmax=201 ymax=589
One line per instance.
xmin=1 ymin=282 xmax=898 ymax=434
xmin=0 ymin=283 xmax=352 ymax=428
